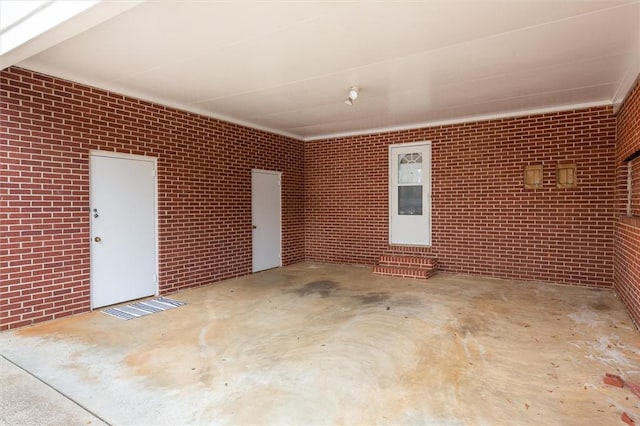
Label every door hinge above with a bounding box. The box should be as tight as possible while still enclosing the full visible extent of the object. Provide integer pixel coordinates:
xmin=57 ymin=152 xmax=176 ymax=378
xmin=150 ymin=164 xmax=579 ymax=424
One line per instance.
xmin=153 ymin=274 xmax=158 ymax=283
xmin=152 ymin=169 xmax=156 ymax=177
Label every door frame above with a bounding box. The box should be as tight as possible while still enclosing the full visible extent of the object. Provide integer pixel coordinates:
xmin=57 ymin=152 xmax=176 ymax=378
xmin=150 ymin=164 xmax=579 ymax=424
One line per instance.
xmin=251 ymin=169 xmax=282 ymax=273
xmin=388 ymin=141 xmax=432 ymax=246
xmin=89 ymin=150 xmax=159 ymax=309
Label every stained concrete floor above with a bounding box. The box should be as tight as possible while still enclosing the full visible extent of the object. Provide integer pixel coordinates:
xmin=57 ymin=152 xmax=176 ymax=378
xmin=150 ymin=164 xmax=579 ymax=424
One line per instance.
xmin=1 ymin=262 xmax=640 ymax=425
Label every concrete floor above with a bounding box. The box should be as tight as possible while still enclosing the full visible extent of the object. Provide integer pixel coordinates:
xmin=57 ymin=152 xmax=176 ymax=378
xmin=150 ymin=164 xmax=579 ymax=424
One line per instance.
xmin=1 ymin=262 xmax=640 ymax=425
xmin=0 ymin=355 xmax=105 ymax=425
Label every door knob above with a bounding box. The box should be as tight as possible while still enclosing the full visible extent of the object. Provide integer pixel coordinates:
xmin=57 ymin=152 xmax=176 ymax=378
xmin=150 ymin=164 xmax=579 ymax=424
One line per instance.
xmin=252 ymin=225 xmax=257 ymax=229
xmin=94 ymin=236 xmax=102 ymax=242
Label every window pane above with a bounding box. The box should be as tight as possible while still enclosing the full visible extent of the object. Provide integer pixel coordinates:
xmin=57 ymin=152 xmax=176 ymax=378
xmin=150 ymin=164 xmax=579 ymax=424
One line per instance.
xmin=398 ymin=153 xmax=422 ymax=185
xmin=398 ymin=186 xmax=422 ymax=215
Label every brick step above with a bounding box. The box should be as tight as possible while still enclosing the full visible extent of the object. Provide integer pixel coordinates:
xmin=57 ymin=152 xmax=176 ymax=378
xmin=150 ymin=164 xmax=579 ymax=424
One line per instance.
xmin=372 ymin=265 xmax=436 ymax=279
xmin=378 ymin=254 xmax=438 ymax=268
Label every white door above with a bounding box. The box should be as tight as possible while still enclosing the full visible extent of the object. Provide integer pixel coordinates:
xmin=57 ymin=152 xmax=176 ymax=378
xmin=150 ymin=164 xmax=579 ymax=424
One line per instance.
xmin=389 ymin=142 xmax=431 ymax=246
xmin=90 ymin=152 xmax=157 ymax=308
xmin=252 ymin=170 xmax=282 ymax=272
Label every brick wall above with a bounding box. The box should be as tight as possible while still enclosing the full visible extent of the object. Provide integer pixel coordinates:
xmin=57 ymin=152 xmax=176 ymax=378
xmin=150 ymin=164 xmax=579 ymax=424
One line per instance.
xmin=615 ymin=219 xmax=640 ymax=326
xmin=0 ymin=67 xmax=304 ymax=330
xmin=305 ymin=107 xmax=617 ymax=288
xmin=616 ymin=81 xmax=640 ymax=164
xmin=614 ymin=79 xmax=640 ymax=327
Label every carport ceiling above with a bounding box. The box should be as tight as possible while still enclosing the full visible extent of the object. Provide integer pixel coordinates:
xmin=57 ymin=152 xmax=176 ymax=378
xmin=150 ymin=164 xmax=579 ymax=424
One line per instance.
xmin=4 ymin=0 xmax=640 ymax=140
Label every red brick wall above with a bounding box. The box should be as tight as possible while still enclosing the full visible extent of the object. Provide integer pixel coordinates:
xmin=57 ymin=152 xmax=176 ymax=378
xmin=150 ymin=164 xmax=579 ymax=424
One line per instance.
xmin=616 ymin=81 xmax=640 ymax=164
xmin=615 ymin=218 xmax=640 ymax=326
xmin=0 ymin=67 xmax=304 ymax=330
xmin=305 ymin=107 xmax=617 ymax=288
xmin=614 ymin=79 xmax=640 ymax=327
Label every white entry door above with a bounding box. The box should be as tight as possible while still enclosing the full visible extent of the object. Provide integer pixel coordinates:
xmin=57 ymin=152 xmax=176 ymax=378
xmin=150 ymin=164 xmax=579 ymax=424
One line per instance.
xmin=252 ymin=169 xmax=282 ymax=272
xmin=389 ymin=142 xmax=432 ymax=246
xmin=90 ymin=152 xmax=157 ymax=308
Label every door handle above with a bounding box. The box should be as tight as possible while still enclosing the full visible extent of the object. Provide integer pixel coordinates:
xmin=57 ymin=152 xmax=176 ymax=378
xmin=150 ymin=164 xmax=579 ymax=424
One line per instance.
xmin=252 ymin=225 xmax=257 ymax=229
xmin=94 ymin=236 xmax=102 ymax=242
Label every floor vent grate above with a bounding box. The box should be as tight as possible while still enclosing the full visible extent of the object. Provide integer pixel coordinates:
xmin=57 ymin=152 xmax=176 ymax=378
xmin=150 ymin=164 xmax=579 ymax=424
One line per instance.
xmin=102 ymin=297 xmax=186 ymax=320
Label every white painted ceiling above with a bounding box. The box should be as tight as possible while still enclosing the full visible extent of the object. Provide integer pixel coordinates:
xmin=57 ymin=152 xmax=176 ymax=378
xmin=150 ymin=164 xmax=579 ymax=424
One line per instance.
xmin=3 ymin=0 xmax=639 ymax=140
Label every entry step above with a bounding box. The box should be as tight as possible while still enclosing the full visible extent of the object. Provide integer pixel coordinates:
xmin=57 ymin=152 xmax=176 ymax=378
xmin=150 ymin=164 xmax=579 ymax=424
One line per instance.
xmin=373 ymin=254 xmax=438 ymax=280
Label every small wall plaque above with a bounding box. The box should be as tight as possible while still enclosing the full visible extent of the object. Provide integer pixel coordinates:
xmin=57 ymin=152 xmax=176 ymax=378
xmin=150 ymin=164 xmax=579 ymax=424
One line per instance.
xmin=524 ymin=165 xmax=543 ymax=189
xmin=557 ymin=163 xmax=577 ymax=188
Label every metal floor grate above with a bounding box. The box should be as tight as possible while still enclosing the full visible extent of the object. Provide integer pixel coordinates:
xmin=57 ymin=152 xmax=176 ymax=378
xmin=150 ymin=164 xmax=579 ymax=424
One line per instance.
xmin=102 ymin=297 xmax=186 ymax=320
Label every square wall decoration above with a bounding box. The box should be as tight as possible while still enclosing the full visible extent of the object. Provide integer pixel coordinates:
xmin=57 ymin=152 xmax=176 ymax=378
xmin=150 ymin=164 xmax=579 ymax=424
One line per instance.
xmin=524 ymin=165 xmax=543 ymax=189
xmin=557 ymin=163 xmax=577 ymax=188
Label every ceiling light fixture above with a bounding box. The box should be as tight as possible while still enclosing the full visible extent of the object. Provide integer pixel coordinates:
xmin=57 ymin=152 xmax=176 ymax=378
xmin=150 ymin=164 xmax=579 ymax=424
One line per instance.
xmin=344 ymin=86 xmax=359 ymax=106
